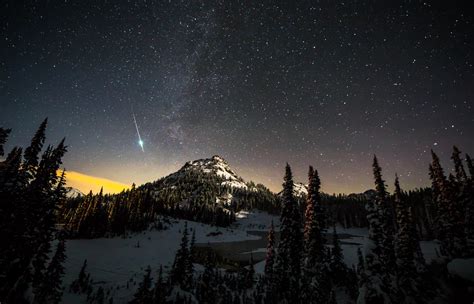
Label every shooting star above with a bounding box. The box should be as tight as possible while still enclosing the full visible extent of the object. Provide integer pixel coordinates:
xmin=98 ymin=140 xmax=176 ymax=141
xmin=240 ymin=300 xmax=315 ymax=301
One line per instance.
xmin=132 ymin=113 xmax=144 ymax=152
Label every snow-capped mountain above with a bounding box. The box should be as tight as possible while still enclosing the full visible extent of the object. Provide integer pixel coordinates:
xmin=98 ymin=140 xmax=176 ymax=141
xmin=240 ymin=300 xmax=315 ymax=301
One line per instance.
xmin=144 ymin=155 xmax=278 ymax=212
xmin=278 ymin=182 xmax=308 ymax=198
xmin=180 ymin=155 xmax=249 ymax=189
xmin=65 ymin=187 xmax=84 ymax=198
xmin=293 ymin=182 xmax=308 ymax=197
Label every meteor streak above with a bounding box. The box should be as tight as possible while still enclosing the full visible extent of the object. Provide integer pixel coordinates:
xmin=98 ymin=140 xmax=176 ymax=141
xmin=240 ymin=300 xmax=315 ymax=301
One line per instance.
xmin=132 ymin=113 xmax=144 ymax=152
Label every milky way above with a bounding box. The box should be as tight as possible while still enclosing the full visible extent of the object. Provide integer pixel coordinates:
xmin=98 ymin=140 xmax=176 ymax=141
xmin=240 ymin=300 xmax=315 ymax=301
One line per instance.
xmin=1 ymin=1 xmax=473 ymax=193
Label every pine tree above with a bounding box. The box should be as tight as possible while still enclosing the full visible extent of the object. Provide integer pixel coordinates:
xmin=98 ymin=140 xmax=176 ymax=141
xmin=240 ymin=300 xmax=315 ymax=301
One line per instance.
xmin=152 ymin=266 xmax=166 ymax=304
xmin=23 ymin=118 xmax=47 ymax=178
xmin=450 ymin=147 xmax=469 ymax=254
xmin=393 ymin=175 xmax=421 ymax=303
xmin=274 ymin=164 xmax=302 ymax=303
xmin=246 ymin=255 xmax=255 ymax=289
xmin=0 ymin=127 xmax=11 ymax=156
xmin=36 ymin=238 xmax=66 ymax=304
xmin=465 ymin=154 xmax=474 ymax=239
xmin=330 ymin=226 xmax=347 ymax=284
xmin=302 ymin=166 xmax=329 ymax=303
xmin=130 ymin=266 xmax=153 ymax=304
xmin=0 ymin=121 xmax=67 ymax=303
xmin=372 ymin=156 xmax=395 ymax=271
xmin=304 ymin=166 xmax=316 ymax=240
xmin=356 ymin=247 xmax=365 ymax=279
xmin=197 ymin=252 xmax=216 ymax=304
xmin=452 ymin=146 xmax=467 ymax=181
xmin=466 ymin=154 xmax=474 ymax=178
xmin=264 ymin=221 xmax=276 ymax=304
xmin=430 ymin=150 xmax=466 ymax=257
xmin=95 ymin=286 xmax=105 ymax=304
xmin=264 ymin=221 xmax=276 ymax=278
xmin=357 ymin=156 xmax=394 ymax=304
xmin=170 ymin=222 xmax=191 ymax=289
xmin=70 ymin=259 xmax=91 ymax=294
xmin=185 ymin=229 xmax=195 ymax=289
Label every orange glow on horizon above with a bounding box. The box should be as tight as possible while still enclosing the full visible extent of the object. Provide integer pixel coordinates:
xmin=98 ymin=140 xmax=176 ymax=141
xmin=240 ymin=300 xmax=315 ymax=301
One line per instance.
xmin=63 ymin=170 xmax=131 ymax=194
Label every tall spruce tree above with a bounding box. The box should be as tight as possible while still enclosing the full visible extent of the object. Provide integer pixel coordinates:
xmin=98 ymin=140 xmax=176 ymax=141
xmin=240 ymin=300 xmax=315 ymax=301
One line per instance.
xmin=130 ymin=266 xmax=153 ymax=304
xmin=264 ymin=221 xmax=276 ymax=304
xmin=170 ymin=222 xmax=191 ymax=290
xmin=450 ymin=147 xmax=469 ymax=254
xmin=330 ymin=226 xmax=347 ymax=283
xmin=430 ymin=150 xmax=466 ymax=257
xmin=0 ymin=121 xmax=68 ymax=304
xmin=0 ymin=127 xmax=11 ymax=156
xmin=197 ymin=252 xmax=216 ymax=304
xmin=357 ymin=156 xmax=395 ymax=304
xmin=302 ymin=166 xmax=330 ymax=303
xmin=264 ymin=221 xmax=276 ymax=278
xmin=393 ymin=175 xmax=421 ymax=303
xmin=372 ymin=156 xmax=396 ymax=270
xmin=274 ymin=164 xmax=302 ymax=303
xmin=23 ymin=118 xmax=47 ymax=178
xmin=152 ymin=265 xmax=166 ymax=304
xmin=465 ymin=154 xmax=474 ymax=239
xmin=36 ymin=238 xmax=66 ymax=304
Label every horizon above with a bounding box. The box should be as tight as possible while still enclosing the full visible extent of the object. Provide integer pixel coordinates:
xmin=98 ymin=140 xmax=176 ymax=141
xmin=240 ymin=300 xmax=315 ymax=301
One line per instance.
xmin=59 ymin=152 xmax=438 ymax=195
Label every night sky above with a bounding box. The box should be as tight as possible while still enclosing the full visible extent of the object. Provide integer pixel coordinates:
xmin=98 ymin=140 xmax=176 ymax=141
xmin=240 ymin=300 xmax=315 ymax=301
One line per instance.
xmin=1 ymin=1 xmax=473 ymax=194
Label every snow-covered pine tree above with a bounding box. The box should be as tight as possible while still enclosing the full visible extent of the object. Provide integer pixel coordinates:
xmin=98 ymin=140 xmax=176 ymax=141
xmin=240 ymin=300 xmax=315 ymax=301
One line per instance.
xmin=274 ymin=164 xmax=302 ymax=303
xmin=264 ymin=220 xmax=276 ymax=303
xmin=129 ymin=266 xmax=153 ymax=304
xmin=197 ymin=252 xmax=216 ymax=304
xmin=152 ymin=265 xmax=167 ymax=304
xmin=302 ymin=166 xmax=330 ymax=303
xmin=393 ymin=175 xmax=422 ymax=303
xmin=170 ymin=222 xmax=192 ymax=290
xmin=330 ymin=226 xmax=347 ymax=283
xmin=430 ymin=150 xmax=466 ymax=258
xmin=264 ymin=220 xmax=276 ymax=278
xmin=465 ymin=154 xmax=474 ymax=240
xmin=246 ymin=254 xmax=255 ymax=289
xmin=357 ymin=156 xmax=395 ymax=304
xmin=372 ymin=156 xmax=396 ymax=271
xmin=450 ymin=147 xmax=469 ymax=254
xmin=185 ymin=229 xmax=195 ymax=289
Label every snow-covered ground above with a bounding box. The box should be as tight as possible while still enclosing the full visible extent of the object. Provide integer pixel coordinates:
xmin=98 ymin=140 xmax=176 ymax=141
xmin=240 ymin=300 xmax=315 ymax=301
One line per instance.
xmin=61 ymin=211 xmax=449 ymax=303
xmin=233 ymin=210 xmax=280 ymax=231
xmin=62 ymin=217 xmax=262 ymax=303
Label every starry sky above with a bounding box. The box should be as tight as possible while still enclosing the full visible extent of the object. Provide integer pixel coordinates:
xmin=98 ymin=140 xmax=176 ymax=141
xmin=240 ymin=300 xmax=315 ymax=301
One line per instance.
xmin=1 ymin=1 xmax=473 ymax=194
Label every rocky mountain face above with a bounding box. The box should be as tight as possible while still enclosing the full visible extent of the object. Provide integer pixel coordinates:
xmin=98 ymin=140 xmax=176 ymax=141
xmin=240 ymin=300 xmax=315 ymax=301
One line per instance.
xmin=143 ymin=155 xmax=279 ymax=214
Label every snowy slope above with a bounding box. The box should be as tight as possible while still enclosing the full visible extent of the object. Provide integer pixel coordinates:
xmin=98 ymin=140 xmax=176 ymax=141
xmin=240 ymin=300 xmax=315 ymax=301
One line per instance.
xmin=62 ymin=217 xmax=262 ymax=303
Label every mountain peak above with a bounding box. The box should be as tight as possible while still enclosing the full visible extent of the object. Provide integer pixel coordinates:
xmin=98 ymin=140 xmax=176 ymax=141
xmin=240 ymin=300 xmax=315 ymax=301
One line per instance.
xmin=179 ymin=155 xmax=247 ymax=189
xmin=211 ymin=154 xmax=226 ymax=162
